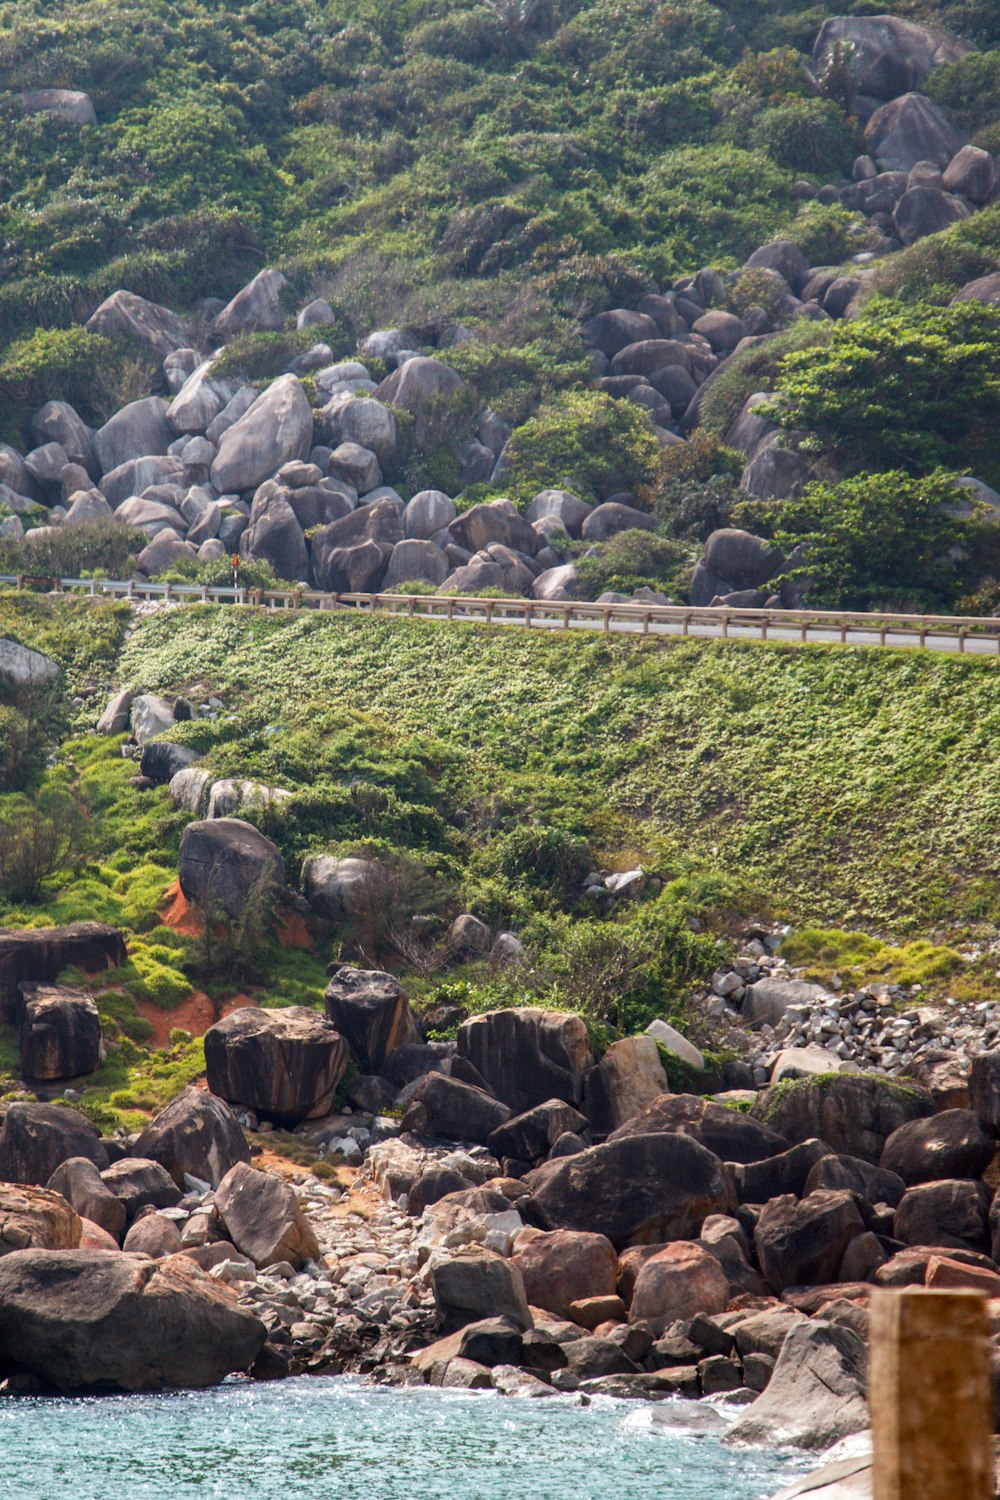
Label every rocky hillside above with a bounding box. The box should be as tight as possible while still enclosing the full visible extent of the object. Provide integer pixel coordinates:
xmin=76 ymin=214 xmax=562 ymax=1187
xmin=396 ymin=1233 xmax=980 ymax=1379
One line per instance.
xmin=3 ymin=4 xmax=1000 ymax=612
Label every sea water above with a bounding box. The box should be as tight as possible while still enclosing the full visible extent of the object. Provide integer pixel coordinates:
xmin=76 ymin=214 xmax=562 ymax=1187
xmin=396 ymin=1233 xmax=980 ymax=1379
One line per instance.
xmin=0 ymin=1376 xmax=810 ymax=1499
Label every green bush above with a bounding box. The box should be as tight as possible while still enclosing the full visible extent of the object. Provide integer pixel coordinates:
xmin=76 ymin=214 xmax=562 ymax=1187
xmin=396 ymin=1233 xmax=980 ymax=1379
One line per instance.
xmin=698 ymin=320 xmax=832 ymax=436
xmin=770 ymin=299 xmax=1000 ymax=483
xmin=735 ymin=469 xmax=974 ymax=612
xmin=574 ymin=529 xmax=691 ymax=598
xmin=502 ymin=391 xmax=662 ymax=504
xmin=748 ymin=98 xmax=859 ymax=177
xmin=0 ymin=524 xmax=147 ymax=582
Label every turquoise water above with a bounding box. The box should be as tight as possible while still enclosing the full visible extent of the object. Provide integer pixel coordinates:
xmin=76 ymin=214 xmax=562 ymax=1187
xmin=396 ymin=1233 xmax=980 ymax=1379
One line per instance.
xmin=1 ymin=1377 xmax=809 ymax=1499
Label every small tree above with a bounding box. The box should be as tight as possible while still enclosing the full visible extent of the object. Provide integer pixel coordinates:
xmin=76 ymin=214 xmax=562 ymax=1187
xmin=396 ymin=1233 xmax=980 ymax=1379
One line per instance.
xmin=0 ymin=789 xmax=91 ymax=904
xmin=193 ymin=856 xmax=282 ymax=991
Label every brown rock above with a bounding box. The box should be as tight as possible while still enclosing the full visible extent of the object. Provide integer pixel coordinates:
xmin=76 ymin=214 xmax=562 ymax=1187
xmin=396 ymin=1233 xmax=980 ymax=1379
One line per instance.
xmin=893 ymin=1178 xmax=990 ymax=1252
xmin=205 ymin=1006 xmax=350 ymax=1123
xmin=583 ymin=1036 xmax=667 ymax=1134
xmin=79 ymin=1218 xmax=121 ymax=1251
xmin=0 ymin=924 xmax=127 ymax=1021
xmin=512 ymin=1227 xmax=618 ymax=1320
xmin=430 ymin=1248 xmax=532 ymax=1335
xmin=215 ymin=1162 xmax=319 ymax=1269
xmin=628 ymin=1243 xmax=729 ymax=1335
xmin=0 ymin=1184 xmax=81 ymax=1256
xmin=880 ymin=1108 xmax=995 ymax=1186
xmin=0 ymin=1102 xmax=108 ymax=1185
xmin=46 ymin=1156 xmax=125 ymax=1238
xmin=925 ymin=1254 xmax=1000 ymax=1294
xmin=402 ymin=1071 xmax=511 ymax=1145
xmin=123 ymin=1210 xmax=184 ymax=1257
xmin=18 ymin=983 xmax=102 ymax=1080
xmin=323 ymin=966 xmax=417 ymax=1074
xmin=456 ymin=1008 xmax=592 ymax=1113
xmin=751 ymin=1075 xmax=933 ymax=1164
xmin=133 ymin=1087 xmax=250 ymax=1188
xmin=0 ymin=1249 xmax=266 ymax=1391
xmin=488 ymin=1099 xmax=588 ymax=1163
xmin=875 ymin=1244 xmax=998 ymax=1287
xmin=567 ymin=1294 xmax=626 ymax=1329
xmin=100 ymin=1158 xmax=182 ymax=1225
xmin=755 ymin=1191 xmax=866 ymax=1293
xmin=611 ymin=1093 xmax=787 ymax=1163
xmin=525 ymin=1131 xmax=730 ymax=1250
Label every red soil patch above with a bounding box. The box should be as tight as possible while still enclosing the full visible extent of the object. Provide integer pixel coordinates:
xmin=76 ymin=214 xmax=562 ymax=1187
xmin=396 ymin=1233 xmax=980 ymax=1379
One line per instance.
xmin=159 ymin=881 xmax=203 ymax=938
xmin=159 ymin=881 xmax=314 ymax=950
xmin=135 ymin=989 xmax=258 ymax=1049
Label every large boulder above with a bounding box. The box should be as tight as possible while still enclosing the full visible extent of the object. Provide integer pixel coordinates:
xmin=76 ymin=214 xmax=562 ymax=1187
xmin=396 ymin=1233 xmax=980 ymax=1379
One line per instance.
xmin=100 ymin=1158 xmax=182 ymax=1224
xmin=894 ymin=185 xmax=969 ymax=245
xmin=702 ymin=528 xmax=783 ymax=591
xmin=583 ymin=309 xmax=662 ymax=358
xmin=893 ymin=1178 xmax=990 ymax=1253
xmin=580 ymin=503 xmax=657 ymax=543
xmin=0 ymin=1102 xmax=107 ymax=1184
xmin=210 ymin=375 xmax=312 ymax=495
xmin=733 ymin=1139 xmax=832 ymax=1205
xmin=526 ymin=489 xmax=592 ymax=538
xmin=430 ymin=1249 xmax=532 ymax=1335
xmin=46 ymin=1157 xmax=125 ymax=1238
xmin=301 ymin=854 xmax=383 ymax=919
xmin=403 ymin=489 xmax=456 ymax=540
xmin=242 ymin=496 xmax=309 ymax=582
xmin=383 ymin=539 xmax=449 ymax=589
xmin=526 ymin=1131 xmax=731 ymax=1250
xmin=310 ymin=497 xmax=403 ymax=590
xmin=743 ymin=977 xmax=830 ymax=1028
xmin=93 ymin=398 xmax=172 ymax=476
xmin=942 ymin=145 xmax=997 ymax=204
xmin=952 ymin=273 xmax=1000 ymax=308
xmin=133 ymin=1087 xmax=250 ymax=1189
xmin=627 ymin=1242 xmax=729 ymax=1334
xmin=401 ymin=1073 xmax=511 ymax=1145
xmin=610 ymin=1093 xmax=787 ymax=1164
xmin=865 ymin=93 xmax=967 ymax=172
xmin=31 ymin=400 xmax=96 ymax=470
xmin=212 ymin=269 xmax=290 ymax=339
xmin=511 ymin=1228 xmax=617 ymax=1320
xmin=168 ymin=360 xmax=242 ymax=436
xmin=375 ymin=358 xmax=465 ymax=448
xmin=0 ymin=639 xmax=59 ymax=697
xmin=214 ymin=1161 xmax=319 ymax=1268
xmin=969 ymin=1052 xmax=1000 ymax=1132
xmin=21 ymin=88 xmax=97 ymax=126
xmin=0 ymin=1250 xmax=266 ymax=1391
xmin=813 ymin=16 xmax=972 ymax=102
xmin=18 ymin=983 xmax=102 ymax=1081
xmin=751 ymin=1074 xmax=934 ymax=1163
xmin=449 ymin=501 xmax=537 ymax=557
xmin=205 ymin=1006 xmax=350 ymax=1122
xmin=754 ymin=1191 xmax=866 ymax=1293
xmin=0 ymin=1184 xmax=81 ymax=1257
xmin=86 ymin=290 xmax=193 ymax=356
xmin=744 ymin=241 xmax=811 ymax=295
xmin=803 ymin=1152 xmax=906 ymax=1209
xmin=177 ymin=817 xmax=284 ymax=920
xmin=321 ymin=396 xmax=398 ymax=469
xmin=323 ymin=967 xmax=416 ymax=1073
xmin=879 ymin=1109 xmax=995 ymax=1186
xmin=456 ymin=1008 xmax=592 ymax=1113
xmin=727 ymin=1319 xmax=869 ymax=1451
xmin=583 ymin=1035 xmax=668 ymax=1135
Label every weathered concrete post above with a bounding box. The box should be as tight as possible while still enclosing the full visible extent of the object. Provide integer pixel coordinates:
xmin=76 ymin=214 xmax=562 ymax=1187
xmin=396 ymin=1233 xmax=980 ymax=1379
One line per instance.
xmin=870 ymin=1287 xmax=994 ymax=1500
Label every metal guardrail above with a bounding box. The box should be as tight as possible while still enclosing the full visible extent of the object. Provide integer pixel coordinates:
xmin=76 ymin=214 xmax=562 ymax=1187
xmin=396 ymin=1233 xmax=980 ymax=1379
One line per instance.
xmin=2 ymin=574 xmax=999 ymax=652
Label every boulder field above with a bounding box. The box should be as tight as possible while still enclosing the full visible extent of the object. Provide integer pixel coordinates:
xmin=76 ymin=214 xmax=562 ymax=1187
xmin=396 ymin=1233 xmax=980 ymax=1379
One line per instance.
xmin=2 ymin=968 xmax=1000 ymax=1456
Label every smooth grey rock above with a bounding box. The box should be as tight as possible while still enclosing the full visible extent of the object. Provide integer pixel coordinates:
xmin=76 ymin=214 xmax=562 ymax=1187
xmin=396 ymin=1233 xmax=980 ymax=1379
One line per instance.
xmin=210 ymin=376 xmax=312 ymax=495
xmin=212 ymin=269 xmax=290 ymax=339
xmin=86 ymin=290 xmax=192 ymax=356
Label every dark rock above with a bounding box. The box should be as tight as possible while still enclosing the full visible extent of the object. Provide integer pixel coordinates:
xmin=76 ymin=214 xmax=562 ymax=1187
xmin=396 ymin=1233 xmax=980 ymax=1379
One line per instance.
xmin=401 ymin=1072 xmax=511 ymax=1145
xmin=751 ymin=1075 xmax=934 ymax=1163
xmin=133 ymin=1087 xmax=250 ymax=1189
xmin=563 ymin=1337 xmax=639 ymax=1379
xmin=744 ymin=242 xmax=810 ymax=295
xmin=323 ymin=967 xmax=416 ymax=1074
xmin=0 ymin=924 xmax=127 ymax=1022
xmin=311 ymin=498 xmax=403 ymax=590
xmin=703 ymin=528 xmax=784 ymax=588
xmin=382 ymin=1042 xmax=453 ymax=1089
xmin=875 ymin=1244 xmax=997 ymax=1286
xmin=243 ymin=497 xmax=309 ymax=582
xmin=205 ymin=1006 xmax=350 ymax=1123
xmin=0 ymin=1102 xmax=107 ymax=1184
xmin=967 ymin=1053 xmax=1000 ymax=1133
xmin=412 ymin=1317 xmax=525 ymax=1375
xmin=525 ymin=1131 xmax=731 ymax=1250
xmin=100 ymin=1157 xmax=182 ymax=1224
xmin=803 ymin=1152 xmax=906 ymax=1209
xmin=430 ymin=1249 xmax=532 ymax=1335
xmin=579 ymin=503 xmax=657 ymax=543
xmin=408 ymin=1167 xmax=475 ymax=1217
xmin=952 ymin=273 xmax=1000 ymax=308
xmin=754 ymin=1190 xmax=866 ymax=1293
xmin=942 ymin=145 xmax=997 ymax=204
xmin=215 ymin=1161 xmax=319 ymax=1269
xmin=894 ymin=185 xmax=969 ymax=245
xmin=609 ymin=1093 xmax=786 ymax=1164
xmin=0 ymin=1250 xmax=266 ymax=1391
xmin=488 ymin=1100 xmax=588 ymax=1163
xmin=138 ymin=740 xmax=201 ymax=785
xmin=864 ymin=92 xmax=967 ymax=172
xmin=456 ymin=1008 xmax=592 ymax=1114
xmin=18 ymin=983 xmax=101 ymax=1081
xmin=893 ymin=1179 xmax=990 ymax=1253
xmin=880 ymin=1108 xmax=995 ymax=1186
xmin=449 ymin=502 xmax=537 ymax=557
xmin=177 ymin=817 xmax=284 ymax=920
xmin=813 ymin=16 xmax=971 ymax=103
xmin=123 ymin=1210 xmax=183 ymax=1258
xmin=583 ymin=310 xmax=662 ymax=358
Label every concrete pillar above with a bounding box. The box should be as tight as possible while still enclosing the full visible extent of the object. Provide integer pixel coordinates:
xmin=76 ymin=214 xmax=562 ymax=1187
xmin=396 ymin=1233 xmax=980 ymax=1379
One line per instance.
xmin=871 ymin=1287 xmax=994 ymax=1500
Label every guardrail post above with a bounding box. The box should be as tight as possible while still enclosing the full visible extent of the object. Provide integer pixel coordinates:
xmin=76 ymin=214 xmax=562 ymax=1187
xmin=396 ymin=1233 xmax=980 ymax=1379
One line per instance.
xmin=959 ymin=628 xmax=967 ymax=653
xmin=721 ymin=611 xmax=729 ymax=639
xmin=760 ymin=616 xmax=769 ymax=641
xmin=919 ymin=619 xmax=927 ymax=648
xmin=524 ymin=602 xmax=532 ymax=626
xmin=563 ymin=606 xmax=571 ymax=630
xmin=870 ymin=1288 xmax=993 ymax=1500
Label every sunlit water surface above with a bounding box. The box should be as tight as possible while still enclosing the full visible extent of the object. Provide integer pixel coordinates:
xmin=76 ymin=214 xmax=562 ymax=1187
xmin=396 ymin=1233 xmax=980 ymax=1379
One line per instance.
xmin=0 ymin=1376 xmax=813 ymax=1500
